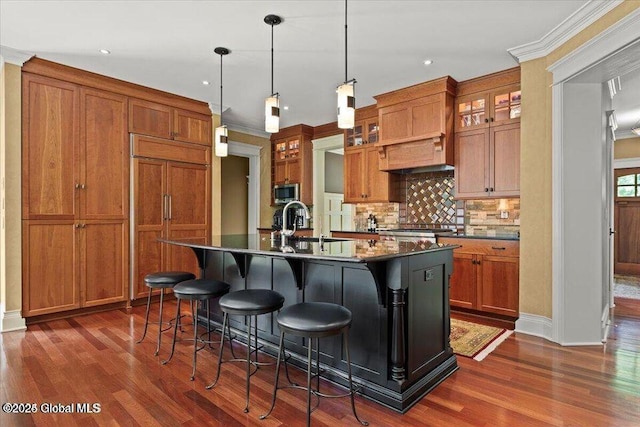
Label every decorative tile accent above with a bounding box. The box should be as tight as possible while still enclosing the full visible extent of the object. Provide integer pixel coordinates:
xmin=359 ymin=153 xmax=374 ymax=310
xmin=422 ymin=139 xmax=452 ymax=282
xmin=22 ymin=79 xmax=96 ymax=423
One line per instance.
xmin=399 ymin=171 xmax=463 ymax=230
xmin=465 ymin=198 xmax=520 ymax=236
xmin=354 ymin=203 xmax=400 ymax=230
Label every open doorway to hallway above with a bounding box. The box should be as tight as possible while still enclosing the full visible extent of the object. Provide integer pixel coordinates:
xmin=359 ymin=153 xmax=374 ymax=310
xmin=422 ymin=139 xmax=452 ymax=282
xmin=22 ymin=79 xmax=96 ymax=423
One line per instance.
xmin=221 ymin=155 xmax=249 ymax=234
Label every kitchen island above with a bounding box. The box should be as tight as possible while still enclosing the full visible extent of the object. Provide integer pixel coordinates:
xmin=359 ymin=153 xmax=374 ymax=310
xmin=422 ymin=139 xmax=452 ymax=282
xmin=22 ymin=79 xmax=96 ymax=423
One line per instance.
xmin=161 ymin=235 xmax=458 ymax=412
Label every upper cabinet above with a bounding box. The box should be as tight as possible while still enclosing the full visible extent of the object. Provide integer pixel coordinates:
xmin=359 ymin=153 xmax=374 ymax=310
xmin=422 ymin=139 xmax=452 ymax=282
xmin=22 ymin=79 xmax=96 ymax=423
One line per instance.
xmin=271 ymin=124 xmax=314 ymax=205
xmin=345 ymin=104 xmax=379 ymax=148
xmin=374 ymin=76 xmax=457 ymax=171
xmin=454 ymin=68 xmax=521 ymax=199
xmin=129 ymin=98 xmax=212 ymax=145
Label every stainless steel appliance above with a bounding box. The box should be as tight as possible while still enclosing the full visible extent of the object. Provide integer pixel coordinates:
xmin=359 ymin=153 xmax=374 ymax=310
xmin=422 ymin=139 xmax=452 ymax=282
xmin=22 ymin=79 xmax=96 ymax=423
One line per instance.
xmin=273 ymin=183 xmax=299 ymax=205
xmin=273 ymin=207 xmax=309 ymax=230
xmin=378 ymin=228 xmax=454 ymax=243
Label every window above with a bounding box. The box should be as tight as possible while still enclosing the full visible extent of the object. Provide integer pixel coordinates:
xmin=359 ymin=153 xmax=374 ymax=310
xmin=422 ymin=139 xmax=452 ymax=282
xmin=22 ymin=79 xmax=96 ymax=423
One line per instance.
xmin=615 ymin=168 xmax=640 ymax=200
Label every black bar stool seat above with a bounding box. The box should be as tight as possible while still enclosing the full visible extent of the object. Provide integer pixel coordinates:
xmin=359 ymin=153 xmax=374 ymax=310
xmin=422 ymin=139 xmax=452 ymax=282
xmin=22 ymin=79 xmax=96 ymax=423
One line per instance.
xmin=208 ymin=289 xmax=287 ymax=413
xmin=136 ymin=271 xmax=196 ymax=356
xmin=163 ymin=279 xmax=231 ymax=381
xmin=261 ymin=302 xmax=368 ymax=426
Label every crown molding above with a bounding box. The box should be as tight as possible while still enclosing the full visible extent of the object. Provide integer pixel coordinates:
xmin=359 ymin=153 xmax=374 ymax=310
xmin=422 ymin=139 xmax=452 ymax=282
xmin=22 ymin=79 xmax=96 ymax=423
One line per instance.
xmin=507 ymin=0 xmax=624 ymax=63
xmin=0 ymin=45 xmax=34 ymax=66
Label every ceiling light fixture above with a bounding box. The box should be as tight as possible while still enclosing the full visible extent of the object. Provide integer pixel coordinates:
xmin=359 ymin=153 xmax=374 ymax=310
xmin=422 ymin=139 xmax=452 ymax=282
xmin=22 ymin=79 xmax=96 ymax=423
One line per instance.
xmin=99 ymin=49 xmax=110 ymax=55
xmin=214 ymin=47 xmax=230 ymax=157
xmin=264 ymin=14 xmax=282 ymax=133
xmin=202 ymin=80 xmax=210 ymax=85
xmin=423 ymin=59 xmax=433 ymax=65
xmin=337 ymin=0 xmax=356 ymax=129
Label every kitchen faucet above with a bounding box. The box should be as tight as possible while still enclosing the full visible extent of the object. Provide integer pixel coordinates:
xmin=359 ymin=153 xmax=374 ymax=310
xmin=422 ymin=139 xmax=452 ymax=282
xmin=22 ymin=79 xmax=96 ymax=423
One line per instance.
xmin=281 ymin=200 xmax=311 ymax=247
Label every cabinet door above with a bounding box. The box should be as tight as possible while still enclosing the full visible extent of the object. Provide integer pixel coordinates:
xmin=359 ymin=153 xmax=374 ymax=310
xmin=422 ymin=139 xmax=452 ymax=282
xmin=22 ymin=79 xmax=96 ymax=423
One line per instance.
xmin=81 ymin=221 xmax=129 ymax=306
xmin=365 ymin=119 xmax=379 ymax=144
xmin=22 ymin=74 xmax=79 ymax=220
xmin=344 ymin=148 xmax=365 ymax=202
xmin=379 ymin=103 xmax=411 ymax=143
xmin=490 ymin=86 xmax=521 ymax=127
xmin=449 ymin=253 xmax=477 ymax=309
xmin=455 ymin=93 xmax=490 ymax=132
xmin=365 ymin=145 xmax=386 ymax=201
xmin=133 ymin=158 xmax=166 ymax=298
xmin=479 ymin=255 xmax=519 ymax=317
xmin=411 ymin=95 xmax=443 ymax=138
xmin=23 ymin=221 xmax=79 ymax=316
xmin=455 ymin=128 xmax=490 ymax=199
xmin=166 ymin=162 xmax=209 ymax=276
xmin=173 ymin=109 xmax=211 ymax=145
xmin=129 ymin=98 xmax=172 ymax=139
xmin=80 ymin=88 xmax=129 ymax=220
xmin=274 ymin=161 xmax=288 ymax=184
xmin=490 ymin=123 xmax=520 ymax=197
xmin=286 ymin=158 xmax=302 ymax=184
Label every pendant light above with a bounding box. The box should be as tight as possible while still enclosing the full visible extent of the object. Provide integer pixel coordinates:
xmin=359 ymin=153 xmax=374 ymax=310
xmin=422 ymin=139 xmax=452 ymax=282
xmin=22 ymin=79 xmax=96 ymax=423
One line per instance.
xmin=214 ymin=47 xmax=230 ymax=157
xmin=264 ymin=14 xmax=282 ymax=133
xmin=337 ymin=0 xmax=356 ymax=129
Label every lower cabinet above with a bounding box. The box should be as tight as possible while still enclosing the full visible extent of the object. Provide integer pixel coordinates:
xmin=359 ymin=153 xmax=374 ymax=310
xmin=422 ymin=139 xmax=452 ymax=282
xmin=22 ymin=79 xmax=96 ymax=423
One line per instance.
xmin=438 ymin=237 xmax=519 ymax=318
xmin=22 ymin=220 xmax=129 ymax=316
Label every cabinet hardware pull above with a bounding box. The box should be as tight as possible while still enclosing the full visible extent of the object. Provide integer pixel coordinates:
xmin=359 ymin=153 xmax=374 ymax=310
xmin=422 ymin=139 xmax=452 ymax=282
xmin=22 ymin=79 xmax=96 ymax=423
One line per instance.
xmin=424 ymin=269 xmax=433 ymax=281
xmin=489 ymin=187 xmax=494 ymax=192
xmin=81 ymin=184 xmax=86 ymax=189
xmin=75 ymin=223 xmax=81 ymax=229
xmin=491 ymin=246 xmax=506 ymax=250
xmin=168 ymin=195 xmax=172 ymax=220
xmin=484 ymin=188 xmax=489 ymax=192
xmin=75 ymin=183 xmax=81 ymax=189
xmin=484 ymin=118 xmax=489 ymax=123
xmin=490 ymin=117 xmax=494 ymax=122
xmin=163 ymin=194 xmax=167 ymax=220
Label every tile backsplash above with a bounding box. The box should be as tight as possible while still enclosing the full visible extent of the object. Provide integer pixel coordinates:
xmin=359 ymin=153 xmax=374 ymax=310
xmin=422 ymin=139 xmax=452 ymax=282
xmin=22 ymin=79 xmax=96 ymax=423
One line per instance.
xmin=465 ymin=198 xmax=520 ymax=236
xmin=354 ymin=203 xmax=399 ymax=230
xmin=399 ymin=171 xmax=464 ymax=230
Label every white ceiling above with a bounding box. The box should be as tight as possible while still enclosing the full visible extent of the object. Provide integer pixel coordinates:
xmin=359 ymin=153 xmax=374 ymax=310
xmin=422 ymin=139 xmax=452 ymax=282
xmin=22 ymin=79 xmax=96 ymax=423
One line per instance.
xmin=1 ymin=0 xmax=592 ymax=134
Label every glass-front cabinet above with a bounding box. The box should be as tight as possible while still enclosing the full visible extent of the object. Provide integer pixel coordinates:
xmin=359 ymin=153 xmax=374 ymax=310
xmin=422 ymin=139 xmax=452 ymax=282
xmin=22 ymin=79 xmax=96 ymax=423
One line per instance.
xmin=345 ymin=118 xmax=378 ymax=148
xmin=455 ymin=85 xmax=521 ymax=132
xmin=275 ymin=137 xmax=300 ymax=161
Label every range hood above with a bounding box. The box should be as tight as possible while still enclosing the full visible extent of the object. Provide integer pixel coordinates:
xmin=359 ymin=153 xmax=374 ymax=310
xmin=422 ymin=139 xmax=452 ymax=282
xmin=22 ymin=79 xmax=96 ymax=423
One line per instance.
xmin=374 ymin=76 xmax=457 ymax=172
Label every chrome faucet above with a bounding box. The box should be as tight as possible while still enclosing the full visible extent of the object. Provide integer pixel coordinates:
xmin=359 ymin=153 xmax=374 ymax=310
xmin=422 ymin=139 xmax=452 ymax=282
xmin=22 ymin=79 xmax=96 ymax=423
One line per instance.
xmin=281 ymin=200 xmax=311 ymax=247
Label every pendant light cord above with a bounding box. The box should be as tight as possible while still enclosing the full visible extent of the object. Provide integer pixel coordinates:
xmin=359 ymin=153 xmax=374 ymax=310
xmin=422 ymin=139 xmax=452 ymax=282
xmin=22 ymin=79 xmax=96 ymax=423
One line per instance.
xmin=344 ymin=0 xmax=348 ymax=83
xmin=271 ymin=22 xmax=274 ymax=95
xmin=219 ymin=53 xmax=223 ymax=124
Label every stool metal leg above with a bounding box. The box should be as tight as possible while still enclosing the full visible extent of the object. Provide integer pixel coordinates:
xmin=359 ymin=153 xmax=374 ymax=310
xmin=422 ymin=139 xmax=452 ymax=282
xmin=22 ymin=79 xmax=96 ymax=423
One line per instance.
xmin=190 ymin=304 xmax=199 ymax=381
xmin=306 ymin=338 xmax=313 ymax=427
xmin=259 ymin=331 xmax=285 ymax=420
xmin=345 ymin=333 xmax=368 ymax=426
xmin=244 ymin=315 xmax=252 ymax=413
xmin=161 ymin=298 xmax=181 ymax=365
xmin=154 ymin=290 xmax=165 ymax=356
xmin=206 ymin=312 xmax=228 ymax=390
xmin=136 ymin=287 xmax=153 ymax=344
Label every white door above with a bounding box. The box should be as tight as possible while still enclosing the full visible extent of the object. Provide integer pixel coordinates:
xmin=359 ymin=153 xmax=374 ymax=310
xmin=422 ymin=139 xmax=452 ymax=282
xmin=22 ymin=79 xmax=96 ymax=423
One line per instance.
xmin=323 ymin=193 xmax=352 ymax=236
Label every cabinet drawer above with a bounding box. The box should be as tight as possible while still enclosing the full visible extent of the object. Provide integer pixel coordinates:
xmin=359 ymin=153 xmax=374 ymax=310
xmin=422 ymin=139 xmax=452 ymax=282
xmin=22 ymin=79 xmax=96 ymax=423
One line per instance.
xmin=438 ymin=237 xmax=519 ymax=257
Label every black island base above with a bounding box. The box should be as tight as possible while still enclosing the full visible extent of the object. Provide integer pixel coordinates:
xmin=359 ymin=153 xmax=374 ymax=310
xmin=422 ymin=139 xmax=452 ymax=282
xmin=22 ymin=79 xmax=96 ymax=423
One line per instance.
xmin=162 ymin=235 xmax=459 ymax=412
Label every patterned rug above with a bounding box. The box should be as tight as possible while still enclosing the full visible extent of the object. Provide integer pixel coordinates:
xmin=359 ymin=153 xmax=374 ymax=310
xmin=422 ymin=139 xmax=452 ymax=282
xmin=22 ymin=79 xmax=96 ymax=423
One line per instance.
xmin=450 ymin=319 xmax=513 ymax=361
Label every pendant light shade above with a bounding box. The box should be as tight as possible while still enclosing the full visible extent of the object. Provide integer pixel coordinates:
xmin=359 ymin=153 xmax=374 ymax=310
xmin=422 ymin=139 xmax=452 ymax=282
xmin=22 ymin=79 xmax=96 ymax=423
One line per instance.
xmin=265 ymin=94 xmax=280 ymax=133
xmin=337 ymin=0 xmax=356 ymax=129
xmin=214 ymin=47 xmax=230 ymax=157
xmin=337 ymin=81 xmax=355 ymax=129
xmin=264 ymin=14 xmax=282 ymax=133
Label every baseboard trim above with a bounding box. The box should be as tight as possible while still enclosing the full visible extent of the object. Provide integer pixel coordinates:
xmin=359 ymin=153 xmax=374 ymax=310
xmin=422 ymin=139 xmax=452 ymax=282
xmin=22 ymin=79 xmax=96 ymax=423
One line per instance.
xmin=515 ymin=312 xmax=553 ymax=341
xmin=1 ymin=305 xmax=27 ymax=333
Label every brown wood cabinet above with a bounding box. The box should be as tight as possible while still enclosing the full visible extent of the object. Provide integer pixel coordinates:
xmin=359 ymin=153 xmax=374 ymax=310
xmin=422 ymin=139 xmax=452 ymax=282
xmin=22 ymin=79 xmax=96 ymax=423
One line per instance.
xmin=271 ymin=125 xmax=314 ymax=205
xmin=132 ymin=137 xmax=211 ymax=299
xmin=344 ymin=145 xmax=402 ymax=203
xmin=455 ymin=68 xmax=520 ymax=199
xmin=374 ymin=76 xmax=457 ymax=171
xmin=438 ymin=237 xmax=519 ymax=318
xmin=345 ymin=104 xmax=379 ymax=148
xmin=22 ymin=75 xmax=130 ymax=317
xmin=129 ymin=98 xmax=212 ymax=145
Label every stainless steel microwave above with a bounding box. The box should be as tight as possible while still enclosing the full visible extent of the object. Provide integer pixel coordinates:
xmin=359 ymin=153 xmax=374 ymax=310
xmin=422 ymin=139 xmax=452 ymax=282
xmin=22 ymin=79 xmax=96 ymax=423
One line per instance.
xmin=273 ymin=183 xmax=299 ymax=205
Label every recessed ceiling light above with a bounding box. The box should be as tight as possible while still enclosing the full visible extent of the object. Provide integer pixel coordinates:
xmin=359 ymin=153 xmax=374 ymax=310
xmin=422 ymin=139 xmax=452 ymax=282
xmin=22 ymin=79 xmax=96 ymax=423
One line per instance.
xmin=99 ymin=49 xmax=111 ymax=55
xmin=423 ymin=59 xmax=433 ymax=66
xmin=283 ymin=106 xmax=289 ymax=110
xmin=202 ymin=80 xmax=210 ymax=85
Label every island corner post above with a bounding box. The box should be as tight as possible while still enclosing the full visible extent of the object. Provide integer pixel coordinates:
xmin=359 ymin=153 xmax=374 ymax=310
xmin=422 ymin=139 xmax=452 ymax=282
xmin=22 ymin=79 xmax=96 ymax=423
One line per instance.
xmin=165 ymin=237 xmax=458 ymax=412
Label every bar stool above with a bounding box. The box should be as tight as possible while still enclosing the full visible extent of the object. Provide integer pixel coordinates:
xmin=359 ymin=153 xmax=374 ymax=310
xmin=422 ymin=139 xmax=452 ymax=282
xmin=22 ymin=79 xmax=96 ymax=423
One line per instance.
xmin=207 ymin=289 xmax=287 ymax=413
xmin=260 ymin=302 xmax=368 ymax=426
xmin=136 ymin=271 xmax=196 ymax=356
xmin=162 ymin=278 xmax=231 ymax=381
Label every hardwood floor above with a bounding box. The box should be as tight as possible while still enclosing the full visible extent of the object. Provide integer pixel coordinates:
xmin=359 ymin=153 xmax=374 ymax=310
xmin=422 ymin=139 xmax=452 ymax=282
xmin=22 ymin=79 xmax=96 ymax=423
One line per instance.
xmin=2 ymin=303 xmax=639 ymax=426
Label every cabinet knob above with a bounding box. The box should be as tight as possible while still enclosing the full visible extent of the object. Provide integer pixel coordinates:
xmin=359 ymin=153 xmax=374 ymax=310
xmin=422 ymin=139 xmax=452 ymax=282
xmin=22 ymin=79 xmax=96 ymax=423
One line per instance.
xmin=489 ymin=187 xmax=494 ymax=192
xmin=491 ymin=247 xmax=506 ymax=250
xmin=490 ymin=117 xmax=494 ymax=122
xmin=484 ymin=118 xmax=489 ymax=123
xmin=484 ymin=188 xmax=489 ymax=192
xmin=75 ymin=183 xmax=81 ymax=189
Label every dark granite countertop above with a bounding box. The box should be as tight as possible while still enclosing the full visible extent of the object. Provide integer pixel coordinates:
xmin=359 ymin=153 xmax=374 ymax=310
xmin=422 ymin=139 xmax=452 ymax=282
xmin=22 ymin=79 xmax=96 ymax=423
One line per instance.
xmin=160 ymin=234 xmax=457 ymax=263
xmin=440 ymin=233 xmax=520 ymax=241
xmin=330 ymin=230 xmax=379 ymax=235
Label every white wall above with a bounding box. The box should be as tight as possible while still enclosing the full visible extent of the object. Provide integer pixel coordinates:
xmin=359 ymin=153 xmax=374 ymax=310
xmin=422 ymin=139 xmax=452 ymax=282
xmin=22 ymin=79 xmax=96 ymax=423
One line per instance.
xmin=561 ymin=82 xmax=605 ymax=344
